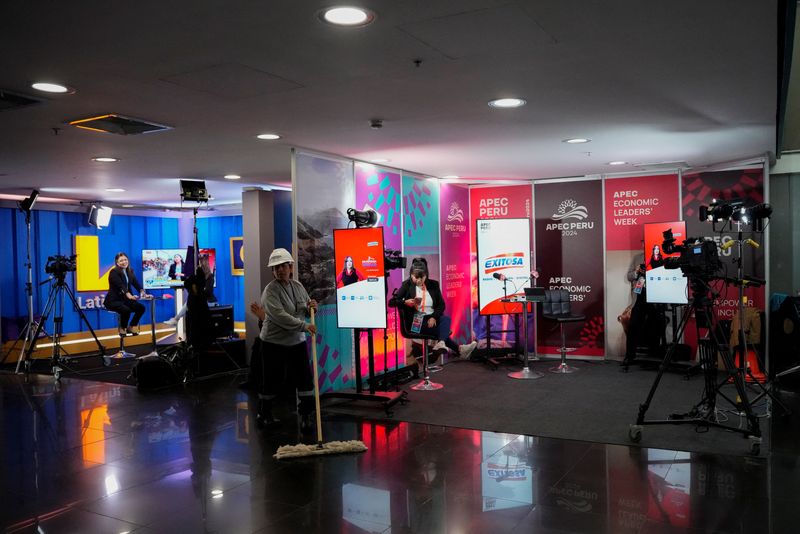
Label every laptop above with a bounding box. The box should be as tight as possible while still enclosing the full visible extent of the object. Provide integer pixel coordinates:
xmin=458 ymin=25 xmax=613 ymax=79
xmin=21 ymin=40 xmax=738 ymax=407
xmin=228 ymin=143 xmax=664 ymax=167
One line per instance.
xmin=523 ymin=287 xmax=546 ymax=302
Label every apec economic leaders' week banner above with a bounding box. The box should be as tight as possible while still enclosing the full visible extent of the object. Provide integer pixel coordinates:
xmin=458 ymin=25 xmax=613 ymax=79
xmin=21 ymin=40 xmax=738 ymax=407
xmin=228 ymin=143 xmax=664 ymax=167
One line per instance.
xmin=333 ymin=227 xmax=387 ymax=329
xmin=604 ymin=174 xmax=680 ymax=251
xmin=476 ymin=218 xmax=531 ymax=315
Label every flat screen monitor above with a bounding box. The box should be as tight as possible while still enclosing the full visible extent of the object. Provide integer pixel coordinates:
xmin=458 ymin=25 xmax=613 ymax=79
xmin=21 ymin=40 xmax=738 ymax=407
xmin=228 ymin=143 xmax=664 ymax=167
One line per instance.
xmin=142 ymin=249 xmax=189 ymax=290
xmin=644 ymin=221 xmax=688 ymax=304
xmin=333 ymin=227 xmax=387 ymax=329
xmin=476 ymin=218 xmax=531 ymax=315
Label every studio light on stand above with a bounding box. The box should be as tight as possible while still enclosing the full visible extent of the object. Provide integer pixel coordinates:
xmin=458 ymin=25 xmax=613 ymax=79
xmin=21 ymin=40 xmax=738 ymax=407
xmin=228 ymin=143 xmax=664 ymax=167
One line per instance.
xmin=5 ymin=190 xmax=39 ymax=372
xmin=87 ymin=204 xmax=113 ymax=228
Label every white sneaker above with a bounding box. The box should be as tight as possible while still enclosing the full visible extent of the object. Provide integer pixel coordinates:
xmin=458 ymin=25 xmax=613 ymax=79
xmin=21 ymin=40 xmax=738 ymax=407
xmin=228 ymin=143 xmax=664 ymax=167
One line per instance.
xmin=165 ymin=317 xmax=177 ymax=327
xmin=459 ymin=341 xmax=478 ymax=359
xmin=433 ymin=341 xmax=446 ymax=352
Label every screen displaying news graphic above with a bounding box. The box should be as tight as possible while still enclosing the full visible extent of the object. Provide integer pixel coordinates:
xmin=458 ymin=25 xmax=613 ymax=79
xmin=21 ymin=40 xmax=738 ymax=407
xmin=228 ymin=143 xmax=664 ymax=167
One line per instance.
xmin=476 ymin=218 xmax=531 ymax=315
xmin=142 ymin=248 xmax=188 ymax=290
xmin=333 ymin=227 xmax=388 ymax=329
xmin=644 ymin=221 xmax=688 ymax=304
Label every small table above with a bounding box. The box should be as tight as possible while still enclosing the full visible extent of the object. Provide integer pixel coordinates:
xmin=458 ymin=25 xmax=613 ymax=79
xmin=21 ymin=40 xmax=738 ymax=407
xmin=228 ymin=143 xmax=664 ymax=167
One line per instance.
xmin=501 ymin=296 xmax=544 ymax=380
xmin=139 ymin=295 xmax=169 ymax=357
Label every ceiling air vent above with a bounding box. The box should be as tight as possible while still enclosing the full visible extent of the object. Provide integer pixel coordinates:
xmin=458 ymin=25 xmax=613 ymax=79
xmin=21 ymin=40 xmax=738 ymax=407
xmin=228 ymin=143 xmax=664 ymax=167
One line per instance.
xmin=632 ymin=161 xmax=690 ymax=171
xmin=0 ymin=89 xmax=42 ymax=112
xmin=68 ymin=114 xmax=172 ymax=135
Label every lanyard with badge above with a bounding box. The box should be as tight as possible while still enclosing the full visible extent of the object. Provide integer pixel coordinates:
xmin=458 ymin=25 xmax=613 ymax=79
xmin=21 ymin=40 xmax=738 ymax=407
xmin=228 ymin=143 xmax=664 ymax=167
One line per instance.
xmin=411 ymin=285 xmax=426 ymax=333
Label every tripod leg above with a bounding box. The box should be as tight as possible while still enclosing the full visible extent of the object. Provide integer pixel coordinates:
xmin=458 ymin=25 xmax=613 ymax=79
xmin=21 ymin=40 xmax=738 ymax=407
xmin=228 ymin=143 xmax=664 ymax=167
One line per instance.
xmin=16 ymin=282 xmax=58 ymax=374
xmin=64 ymin=284 xmax=106 ymax=356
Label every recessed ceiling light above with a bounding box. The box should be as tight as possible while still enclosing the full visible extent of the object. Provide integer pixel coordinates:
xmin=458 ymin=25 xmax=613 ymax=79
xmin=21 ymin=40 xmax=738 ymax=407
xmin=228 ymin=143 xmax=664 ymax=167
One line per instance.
xmin=224 ymin=174 xmax=241 ymax=180
xmin=321 ymin=6 xmax=375 ymax=26
xmin=370 ymin=158 xmax=390 ymax=163
xmin=105 ymin=188 xmax=125 ymax=193
xmin=563 ymin=138 xmax=591 ymax=144
xmin=31 ymin=82 xmax=73 ymax=94
xmin=608 ymin=161 xmax=627 ymax=166
xmin=442 ymin=175 xmax=460 ymax=179
xmin=256 ymin=133 xmax=281 ymax=140
xmin=488 ymin=98 xmax=526 ymax=109
xmin=92 ymin=157 xmax=119 ymax=163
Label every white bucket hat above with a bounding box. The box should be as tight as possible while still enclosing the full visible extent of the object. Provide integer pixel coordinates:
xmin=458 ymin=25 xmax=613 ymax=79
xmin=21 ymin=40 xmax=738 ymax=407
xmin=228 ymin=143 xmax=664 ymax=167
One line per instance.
xmin=267 ymin=248 xmax=294 ymax=267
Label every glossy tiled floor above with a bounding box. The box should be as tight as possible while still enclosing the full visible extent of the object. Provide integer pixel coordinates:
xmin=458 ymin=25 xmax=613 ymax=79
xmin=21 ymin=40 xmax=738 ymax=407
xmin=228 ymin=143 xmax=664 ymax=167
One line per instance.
xmin=1 ymin=372 xmax=797 ymax=534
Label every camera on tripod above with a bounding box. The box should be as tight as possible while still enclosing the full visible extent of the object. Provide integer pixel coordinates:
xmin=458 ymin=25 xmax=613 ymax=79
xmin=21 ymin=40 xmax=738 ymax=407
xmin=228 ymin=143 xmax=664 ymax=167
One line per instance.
xmin=384 ymin=249 xmax=407 ymax=271
xmin=45 ymin=254 xmax=77 ymax=277
xmin=661 ymin=229 xmax=722 ymax=278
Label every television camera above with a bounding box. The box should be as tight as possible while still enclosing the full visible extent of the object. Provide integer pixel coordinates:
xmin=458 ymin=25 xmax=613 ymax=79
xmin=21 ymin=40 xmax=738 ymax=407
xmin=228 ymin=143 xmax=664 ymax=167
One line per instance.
xmin=384 ymin=249 xmax=406 ymax=271
xmin=45 ymin=254 xmax=77 ymax=279
xmin=661 ymin=229 xmax=722 ymax=279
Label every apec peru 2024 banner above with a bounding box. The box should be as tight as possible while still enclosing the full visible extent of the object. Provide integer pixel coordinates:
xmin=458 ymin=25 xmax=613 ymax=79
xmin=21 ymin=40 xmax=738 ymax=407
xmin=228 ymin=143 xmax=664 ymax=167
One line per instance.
xmin=534 ymin=179 xmax=604 ymax=356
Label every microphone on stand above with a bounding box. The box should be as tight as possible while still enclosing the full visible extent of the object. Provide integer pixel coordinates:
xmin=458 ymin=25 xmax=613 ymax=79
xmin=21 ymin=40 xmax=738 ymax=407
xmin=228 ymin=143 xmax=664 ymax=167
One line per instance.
xmin=492 ymin=272 xmax=507 ymax=281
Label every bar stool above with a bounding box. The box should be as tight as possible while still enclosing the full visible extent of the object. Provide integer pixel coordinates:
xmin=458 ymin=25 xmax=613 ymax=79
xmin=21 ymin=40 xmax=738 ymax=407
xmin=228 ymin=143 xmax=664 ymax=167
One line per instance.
xmin=397 ymin=307 xmax=443 ymax=391
xmin=104 ymin=310 xmax=136 ymax=366
xmin=542 ymin=289 xmax=585 ymax=374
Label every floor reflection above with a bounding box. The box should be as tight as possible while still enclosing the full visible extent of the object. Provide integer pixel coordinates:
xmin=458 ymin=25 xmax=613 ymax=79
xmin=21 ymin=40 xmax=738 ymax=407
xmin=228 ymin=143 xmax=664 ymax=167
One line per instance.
xmin=0 ymin=372 xmax=792 ymax=533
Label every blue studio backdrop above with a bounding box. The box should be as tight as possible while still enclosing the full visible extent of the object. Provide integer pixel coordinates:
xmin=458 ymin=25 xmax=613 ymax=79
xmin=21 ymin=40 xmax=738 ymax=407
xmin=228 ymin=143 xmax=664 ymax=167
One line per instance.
xmin=0 ymin=207 xmax=244 ymax=342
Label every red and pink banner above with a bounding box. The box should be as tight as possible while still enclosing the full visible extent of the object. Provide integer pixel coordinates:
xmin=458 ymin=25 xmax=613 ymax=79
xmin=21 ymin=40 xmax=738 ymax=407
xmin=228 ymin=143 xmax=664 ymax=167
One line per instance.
xmin=439 ymin=184 xmax=472 ymax=343
xmin=605 ymin=174 xmax=680 ymax=251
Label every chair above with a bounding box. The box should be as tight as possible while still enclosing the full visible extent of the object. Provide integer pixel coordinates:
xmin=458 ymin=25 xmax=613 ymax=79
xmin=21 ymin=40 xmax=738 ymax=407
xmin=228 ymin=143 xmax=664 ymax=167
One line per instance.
xmin=542 ymin=289 xmax=585 ymax=374
xmin=104 ymin=310 xmax=136 ymax=366
xmin=396 ymin=305 xmax=444 ymax=391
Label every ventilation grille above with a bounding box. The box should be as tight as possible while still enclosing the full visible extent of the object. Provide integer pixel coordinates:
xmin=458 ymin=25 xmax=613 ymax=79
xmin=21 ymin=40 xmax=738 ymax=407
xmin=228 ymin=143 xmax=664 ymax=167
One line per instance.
xmin=0 ymin=90 xmax=42 ymax=112
xmin=68 ymin=114 xmax=172 ymax=135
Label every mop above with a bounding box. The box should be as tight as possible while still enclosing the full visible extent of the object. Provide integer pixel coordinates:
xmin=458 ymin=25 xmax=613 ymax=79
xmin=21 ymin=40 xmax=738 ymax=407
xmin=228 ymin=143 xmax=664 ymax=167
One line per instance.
xmin=274 ymin=308 xmax=368 ymax=459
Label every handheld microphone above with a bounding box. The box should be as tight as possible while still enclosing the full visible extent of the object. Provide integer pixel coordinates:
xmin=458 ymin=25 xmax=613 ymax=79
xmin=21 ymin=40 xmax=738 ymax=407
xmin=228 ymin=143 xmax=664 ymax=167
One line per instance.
xmin=745 ymin=238 xmax=760 ymax=249
xmin=720 ymin=240 xmax=736 ymax=251
xmin=492 ymin=272 xmax=507 ymax=281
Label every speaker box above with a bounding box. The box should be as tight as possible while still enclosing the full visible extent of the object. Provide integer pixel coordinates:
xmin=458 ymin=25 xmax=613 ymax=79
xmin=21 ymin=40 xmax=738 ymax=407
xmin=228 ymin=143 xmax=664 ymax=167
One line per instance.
xmin=770 ymin=296 xmax=800 ymax=387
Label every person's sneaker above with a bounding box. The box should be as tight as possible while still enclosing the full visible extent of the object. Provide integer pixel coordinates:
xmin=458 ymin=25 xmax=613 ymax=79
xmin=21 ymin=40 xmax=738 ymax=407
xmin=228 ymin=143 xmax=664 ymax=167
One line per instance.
xmin=432 ymin=340 xmax=446 ymax=352
xmin=165 ymin=317 xmax=178 ymax=327
xmin=459 ymin=341 xmax=478 ymax=359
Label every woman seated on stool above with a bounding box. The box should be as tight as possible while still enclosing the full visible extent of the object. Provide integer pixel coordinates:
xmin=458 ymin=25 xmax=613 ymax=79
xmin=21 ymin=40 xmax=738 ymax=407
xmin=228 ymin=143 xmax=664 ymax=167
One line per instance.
xmin=104 ymin=252 xmax=147 ymax=336
xmin=396 ymin=258 xmax=477 ymax=364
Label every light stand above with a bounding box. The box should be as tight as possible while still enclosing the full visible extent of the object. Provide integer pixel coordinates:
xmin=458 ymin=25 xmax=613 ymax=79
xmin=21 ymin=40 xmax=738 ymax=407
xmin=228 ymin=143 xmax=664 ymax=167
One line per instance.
xmin=10 ymin=207 xmax=42 ymax=373
xmin=725 ymin=223 xmax=790 ymax=415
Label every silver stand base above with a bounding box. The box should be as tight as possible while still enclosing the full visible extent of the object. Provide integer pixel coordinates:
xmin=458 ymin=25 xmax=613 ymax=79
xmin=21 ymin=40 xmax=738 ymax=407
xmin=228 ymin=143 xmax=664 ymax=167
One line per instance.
xmin=428 ymin=364 xmax=443 ymax=373
xmin=509 ymin=367 xmax=544 ymax=380
xmin=411 ymin=379 xmax=444 ymax=391
xmin=550 ymin=362 xmax=578 ymax=374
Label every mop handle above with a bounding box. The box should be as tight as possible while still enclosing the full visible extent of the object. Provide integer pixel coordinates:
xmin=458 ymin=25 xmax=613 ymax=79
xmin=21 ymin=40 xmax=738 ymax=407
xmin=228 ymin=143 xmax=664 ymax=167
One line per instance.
xmin=310 ymin=308 xmax=324 ymax=447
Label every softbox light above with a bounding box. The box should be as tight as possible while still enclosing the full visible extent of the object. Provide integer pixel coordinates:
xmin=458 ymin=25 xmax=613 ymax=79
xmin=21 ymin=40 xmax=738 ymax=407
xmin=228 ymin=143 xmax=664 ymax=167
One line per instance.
xmin=88 ymin=205 xmax=113 ymax=228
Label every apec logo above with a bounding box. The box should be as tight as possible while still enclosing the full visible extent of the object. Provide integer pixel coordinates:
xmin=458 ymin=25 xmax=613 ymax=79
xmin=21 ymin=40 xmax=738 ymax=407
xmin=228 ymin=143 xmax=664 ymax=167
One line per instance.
xmin=446 ymin=202 xmax=464 ymax=223
xmin=484 ymin=253 xmax=524 ymax=274
xmin=551 ymin=199 xmax=588 ymax=221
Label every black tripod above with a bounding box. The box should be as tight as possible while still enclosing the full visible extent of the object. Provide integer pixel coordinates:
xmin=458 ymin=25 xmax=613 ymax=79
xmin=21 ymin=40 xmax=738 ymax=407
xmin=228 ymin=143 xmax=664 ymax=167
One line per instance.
xmin=20 ymin=270 xmax=105 ymax=380
xmin=629 ymin=276 xmax=762 ymax=455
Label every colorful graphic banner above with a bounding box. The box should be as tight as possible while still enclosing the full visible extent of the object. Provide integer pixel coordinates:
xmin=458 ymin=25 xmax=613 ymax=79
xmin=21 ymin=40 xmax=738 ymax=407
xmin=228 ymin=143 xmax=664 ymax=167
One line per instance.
xmin=644 ymin=221 xmax=688 ymax=304
xmin=334 ymin=227 xmax=387 ymax=329
xmin=534 ymin=179 xmax=605 ymax=356
xmin=440 ymin=184 xmax=472 ymax=343
xmin=355 ymin=164 xmax=403 ymax=372
xmin=476 ymin=218 xmax=531 ymax=315
xmin=402 ymin=174 xmax=440 ymax=279
xmin=294 ymin=152 xmax=356 ymax=392
xmin=681 ymin=168 xmax=766 ymax=352
xmin=604 ymin=174 xmax=680 ymax=251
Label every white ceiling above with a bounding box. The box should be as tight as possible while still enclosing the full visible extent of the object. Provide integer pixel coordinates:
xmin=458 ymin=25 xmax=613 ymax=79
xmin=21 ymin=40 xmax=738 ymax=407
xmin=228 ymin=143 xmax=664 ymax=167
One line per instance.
xmin=0 ymin=1 xmax=779 ymax=208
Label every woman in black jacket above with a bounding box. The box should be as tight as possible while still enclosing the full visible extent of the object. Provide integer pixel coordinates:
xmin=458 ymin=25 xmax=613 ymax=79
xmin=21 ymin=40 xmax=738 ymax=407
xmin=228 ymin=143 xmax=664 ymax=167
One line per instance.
xmin=396 ymin=258 xmax=477 ymax=359
xmin=104 ymin=252 xmax=147 ymax=335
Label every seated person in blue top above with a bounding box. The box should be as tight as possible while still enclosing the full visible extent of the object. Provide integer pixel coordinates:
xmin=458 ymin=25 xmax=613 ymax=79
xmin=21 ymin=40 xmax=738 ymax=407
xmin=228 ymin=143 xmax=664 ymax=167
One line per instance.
xmin=396 ymin=258 xmax=477 ymax=361
xmin=336 ymin=255 xmax=366 ymax=288
xmin=104 ymin=252 xmax=147 ymax=335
